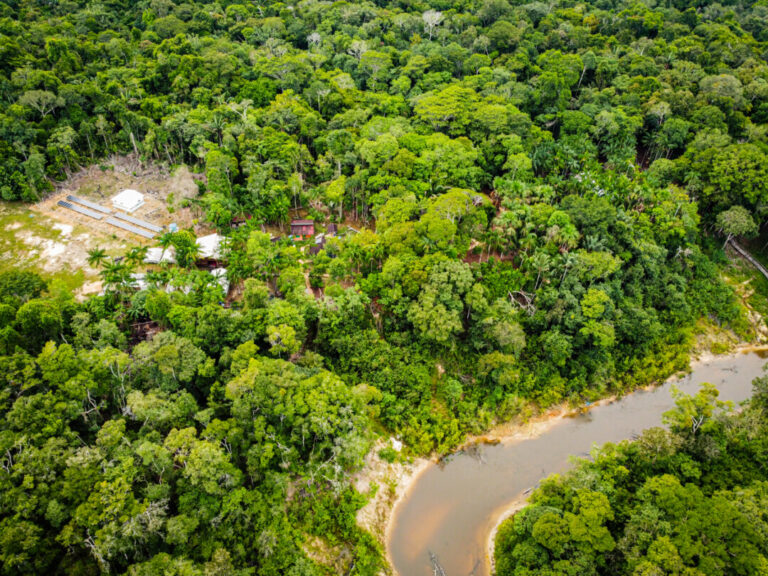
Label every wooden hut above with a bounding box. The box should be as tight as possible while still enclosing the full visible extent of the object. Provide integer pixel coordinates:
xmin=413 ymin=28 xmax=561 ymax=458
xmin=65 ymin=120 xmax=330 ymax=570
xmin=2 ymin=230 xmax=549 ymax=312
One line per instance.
xmin=291 ymin=219 xmax=315 ymax=239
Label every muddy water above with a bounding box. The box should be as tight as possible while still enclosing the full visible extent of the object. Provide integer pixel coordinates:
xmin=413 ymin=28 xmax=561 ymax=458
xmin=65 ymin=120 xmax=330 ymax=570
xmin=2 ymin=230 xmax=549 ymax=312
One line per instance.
xmin=388 ymin=350 xmax=768 ymax=576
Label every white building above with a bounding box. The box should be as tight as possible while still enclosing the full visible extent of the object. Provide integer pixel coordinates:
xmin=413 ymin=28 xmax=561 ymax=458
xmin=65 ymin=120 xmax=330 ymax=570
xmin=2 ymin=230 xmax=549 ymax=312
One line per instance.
xmin=112 ymin=189 xmax=144 ymax=213
xmin=196 ymin=233 xmax=224 ymax=260
xmin=129 ymin=273 xmax=149 ymax=290
xmin=144 ymin=246 xmax=176 ymax=264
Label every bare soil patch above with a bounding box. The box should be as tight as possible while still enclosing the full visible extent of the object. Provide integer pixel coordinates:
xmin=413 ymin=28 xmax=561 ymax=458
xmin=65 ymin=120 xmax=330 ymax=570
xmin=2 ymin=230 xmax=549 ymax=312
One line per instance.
xmin=0 ymin=157 xmax=207 ymax=295
xmin=48 ymin=154 xmax=206 ymax=232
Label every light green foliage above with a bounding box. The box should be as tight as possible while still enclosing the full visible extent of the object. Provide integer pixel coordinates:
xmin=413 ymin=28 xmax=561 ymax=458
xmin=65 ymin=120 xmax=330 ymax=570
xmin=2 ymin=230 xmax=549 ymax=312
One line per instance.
xmin=408 ymin=260 xmax=473 ymax=345
xmin=167 ymin=230 xmax=200 ymax=268
xmin=267 ymin=323 xmax=299 ymax=357
xmin=663 ymin=383 xmax=731 ymax=436
xmin=716 ymin=205 xmax=758 ymax=246
xmin=243 ymin=278 xmax=270 ymax=309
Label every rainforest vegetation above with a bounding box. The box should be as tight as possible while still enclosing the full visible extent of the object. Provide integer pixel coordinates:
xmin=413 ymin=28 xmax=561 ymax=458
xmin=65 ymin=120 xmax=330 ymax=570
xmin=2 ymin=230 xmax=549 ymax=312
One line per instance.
xmin=1 ymin=0 xmax=768 ymax=573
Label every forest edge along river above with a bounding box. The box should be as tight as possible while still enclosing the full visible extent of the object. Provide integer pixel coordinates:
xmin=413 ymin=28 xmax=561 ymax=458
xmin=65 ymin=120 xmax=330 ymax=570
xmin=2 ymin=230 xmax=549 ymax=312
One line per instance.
xmin=386 ymin=348 xmax=768 ymax=576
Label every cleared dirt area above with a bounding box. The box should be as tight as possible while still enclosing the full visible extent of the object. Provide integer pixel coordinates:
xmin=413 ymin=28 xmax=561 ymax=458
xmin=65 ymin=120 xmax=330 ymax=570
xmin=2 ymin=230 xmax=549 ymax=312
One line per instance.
xmin=56 ymin=154 xmax=200 ymax=213
xmin=0 ymin=202 xmax=127 ymax=298
xmin=1 ymin=156 xmax=207 ymax=298
xmin=37 ymin=154 xmax=205 ymax=240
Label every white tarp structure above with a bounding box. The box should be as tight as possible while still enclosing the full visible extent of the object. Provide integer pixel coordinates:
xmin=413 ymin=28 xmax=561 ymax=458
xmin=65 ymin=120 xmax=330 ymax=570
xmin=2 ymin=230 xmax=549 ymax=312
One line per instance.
xmin=211 ymin=268 xmax=229 ymax=294
xmin=144 ymin=246 xmax=176 ymax=264
xmin=196 ymin=233 xmax=224 ymax=259
xmin=129 ymin=273 xmax=148 ymax=290
xmin=112 ymin=189 xmax=145 ymax=213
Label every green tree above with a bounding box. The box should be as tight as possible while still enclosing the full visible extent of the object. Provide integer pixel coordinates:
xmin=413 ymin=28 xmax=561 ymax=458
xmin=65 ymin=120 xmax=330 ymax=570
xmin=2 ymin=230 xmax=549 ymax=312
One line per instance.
xmin=716 ymin=205 xmax=758 ymax=248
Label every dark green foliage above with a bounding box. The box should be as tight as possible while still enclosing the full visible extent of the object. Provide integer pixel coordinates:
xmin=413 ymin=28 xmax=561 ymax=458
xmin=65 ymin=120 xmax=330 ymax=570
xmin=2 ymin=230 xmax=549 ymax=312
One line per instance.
xmin=0 ymin=316 xmax=378 ymax=575
xmin=2 ymin=0 xmax=768 ymax=573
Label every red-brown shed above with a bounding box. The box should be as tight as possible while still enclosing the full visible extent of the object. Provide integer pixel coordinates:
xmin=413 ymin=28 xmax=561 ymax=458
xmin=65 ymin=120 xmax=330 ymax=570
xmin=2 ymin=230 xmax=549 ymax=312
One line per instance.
xmin=291 ymin=219 xmax=315 ymax=238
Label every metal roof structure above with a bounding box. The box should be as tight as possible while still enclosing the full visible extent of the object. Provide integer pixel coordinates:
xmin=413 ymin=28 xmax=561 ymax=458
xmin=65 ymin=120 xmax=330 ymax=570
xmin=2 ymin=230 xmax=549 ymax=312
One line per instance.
xmin=105 ymin=217 xmax=155 ymax=239
xmin=57 ymin=200 xmax=104 ymax=220
xmin=144 ymin=247 xmax=176 ymax=264
xmin=114 ymin=212 xmax=163 ymax=233
xmin=67 ymin=195 xmax=112 ymax=214
xmin=196 ymin=234 xmax=224 ymax=259
xmin=210 ymin=267 xmax=229 ymax=293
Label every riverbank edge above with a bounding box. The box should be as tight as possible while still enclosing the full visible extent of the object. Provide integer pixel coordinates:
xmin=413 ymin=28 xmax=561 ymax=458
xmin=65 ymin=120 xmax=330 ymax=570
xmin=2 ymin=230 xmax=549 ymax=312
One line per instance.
xmin=486 ymin=496 xmax=528 ymax=576
xmin=361 ymin=342 xmax=768 ymax=576
xmin=357 ymin=252 xmax=768 ymax=575
xmin=481 ymin=341 xmax=768 ymax=576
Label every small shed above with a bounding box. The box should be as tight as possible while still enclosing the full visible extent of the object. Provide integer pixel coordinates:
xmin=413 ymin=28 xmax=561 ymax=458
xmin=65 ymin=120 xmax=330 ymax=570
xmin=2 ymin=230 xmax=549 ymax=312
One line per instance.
xmin=196 ymin=233 xmax=223 ymax=260
xmin=112 ymin=189 xmax=145 ymax=213
xmin=326 ymin=223 xmax=338 ymax=236
xmin=129 ymin=273 xmax=149 ymax=291
xmin=144 ymin=247 xmax=176 ymax=265
xmin=231 ymin=214 xmax=253 ymax=228
xmin=196 ymin=233 xmax=225 ymax=268
xmin=291 ymin=219 xmax=315 ymax=238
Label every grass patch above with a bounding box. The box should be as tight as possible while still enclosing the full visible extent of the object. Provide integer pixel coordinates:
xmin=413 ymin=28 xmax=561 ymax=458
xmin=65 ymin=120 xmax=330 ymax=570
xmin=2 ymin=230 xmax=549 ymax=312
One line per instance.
xmin=0 ymin=202 xmax=96 ymax=294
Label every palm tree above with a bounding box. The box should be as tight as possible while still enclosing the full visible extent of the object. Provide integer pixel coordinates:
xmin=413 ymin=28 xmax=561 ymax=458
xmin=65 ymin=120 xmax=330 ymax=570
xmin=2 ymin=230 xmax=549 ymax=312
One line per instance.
xmin=520 ymin=233 xmax=538 ymax=256
xmin=529 ymin=251 xmax=552 ymax=291
xmin=559 ymin=252 xmax=579 ymax=286
xmin=559 ymin=226 xmax=580 ymax=253
xmin=158 ymin=233 xmax=174 ymax=262
xmin=100 ymin=261 xmax=132 ymax=296
xmin=125 ymin=246 xmax=148 ymax=267
xmin=481 ymin=228 xmax=502 ymax=261
xmin=87 ymin=247 xmax=108 ymax=269
xmin=584 ymin=234 xmax=607 ymax=252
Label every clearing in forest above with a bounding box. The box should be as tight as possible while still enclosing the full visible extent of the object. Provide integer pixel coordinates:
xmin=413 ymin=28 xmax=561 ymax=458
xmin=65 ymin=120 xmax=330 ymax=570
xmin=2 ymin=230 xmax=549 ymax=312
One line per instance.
xmin=1 ymin=157 xmax=205 ymax=296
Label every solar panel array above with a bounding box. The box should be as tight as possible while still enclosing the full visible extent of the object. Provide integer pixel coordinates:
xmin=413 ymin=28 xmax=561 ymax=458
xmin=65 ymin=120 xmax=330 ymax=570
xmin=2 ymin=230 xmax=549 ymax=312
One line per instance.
xmin=67 ymin=195 xmax=112 ymax=214
xmin=57 ymin=200 xmax=104 ymax=220
xmin=106 ymin=217 xmax=155 ymax=239
xmin=56 ymin=194 xmax=162 ymax=239
xmin=114 ymin=212 xmax=163 ymax=233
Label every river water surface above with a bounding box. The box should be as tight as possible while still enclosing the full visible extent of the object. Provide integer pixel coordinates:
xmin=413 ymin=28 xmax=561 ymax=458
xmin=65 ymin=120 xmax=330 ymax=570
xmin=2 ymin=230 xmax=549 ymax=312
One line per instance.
xmin=388 ymin=350 xmax=768 ymax=576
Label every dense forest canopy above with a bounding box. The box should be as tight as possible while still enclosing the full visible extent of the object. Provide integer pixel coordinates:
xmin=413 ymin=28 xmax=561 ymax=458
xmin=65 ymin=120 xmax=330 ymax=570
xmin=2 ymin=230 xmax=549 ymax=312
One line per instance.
xmin=1 ymin=0 xmax=768 ymax=574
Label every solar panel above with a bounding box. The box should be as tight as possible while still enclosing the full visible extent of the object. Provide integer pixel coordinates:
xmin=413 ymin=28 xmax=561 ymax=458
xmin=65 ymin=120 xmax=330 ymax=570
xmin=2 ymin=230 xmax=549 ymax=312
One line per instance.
xmin=57 ymin=200 xmax=104 ymax=220
xmin=67 ymin=195 xmax=111 ymax=214
xmin=106 ymin=217 xmax=155 ymax=239
xmin=114 ymin=212 xmax=163 ymax=233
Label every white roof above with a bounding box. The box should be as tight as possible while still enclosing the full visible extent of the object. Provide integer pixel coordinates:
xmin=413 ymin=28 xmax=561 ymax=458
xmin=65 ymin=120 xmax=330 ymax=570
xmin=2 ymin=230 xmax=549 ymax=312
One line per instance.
xmin=144 ymin=246 xmax=176 ymax=264
xmin=112 ymin=189 xmax=144 ymax=211
xmin=196 ymin=234 xmax=224 ymax=259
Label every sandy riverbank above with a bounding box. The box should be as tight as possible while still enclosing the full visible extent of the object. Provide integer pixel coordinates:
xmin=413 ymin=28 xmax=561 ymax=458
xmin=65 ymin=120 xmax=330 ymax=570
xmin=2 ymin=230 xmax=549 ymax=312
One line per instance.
xmin=486 ymin=496 xmax=529 ymax=575
xmin=352 ymin=442 xmax=432 ymax=573
xmin=481 ymin=342 xmax=768 ymax=576
xmin=354 ymin=340 xmax=768 ymax=576
xmin=357 ymin=254 xmax=768 ymax=575
xmin=354 ymin=393 xmax=614 ymax=575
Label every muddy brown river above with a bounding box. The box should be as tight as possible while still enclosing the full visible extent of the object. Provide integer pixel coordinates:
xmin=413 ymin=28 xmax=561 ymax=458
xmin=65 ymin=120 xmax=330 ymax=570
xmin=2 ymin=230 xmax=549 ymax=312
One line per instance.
xmin=388 ymin=350 xmax=768 ymax=576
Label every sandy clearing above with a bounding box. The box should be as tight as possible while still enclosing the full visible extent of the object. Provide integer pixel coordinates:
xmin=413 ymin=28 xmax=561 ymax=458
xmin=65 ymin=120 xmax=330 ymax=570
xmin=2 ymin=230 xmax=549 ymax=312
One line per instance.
xmin=52 ymin=223 xmax=73 ymax=237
